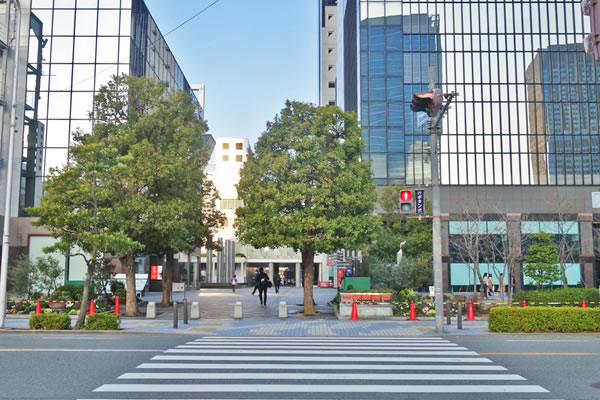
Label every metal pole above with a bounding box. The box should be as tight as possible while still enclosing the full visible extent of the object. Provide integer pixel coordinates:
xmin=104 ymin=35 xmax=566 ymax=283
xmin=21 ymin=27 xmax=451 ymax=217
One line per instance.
xmin=446 ymin=300 xmax=451 ymax=325
xmin=172 ymin=301 xmax=178 ymax=329
xmin=0 ymin=0 xmax=22 ymax=329
xmin=183 ymin=298 xmax=188 ymax=325
xmin=457 ymin=302 xmax=463 ymax=330
xmin=429 ymin=122 xmax=444 ymax=334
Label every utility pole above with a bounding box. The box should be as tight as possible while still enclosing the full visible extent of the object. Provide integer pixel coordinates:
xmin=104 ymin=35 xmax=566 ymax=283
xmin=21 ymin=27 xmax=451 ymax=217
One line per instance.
xmin=0 ymin=0 xmax=22 ymax=329
xmin=428 ymin=91 xmax=457 ymax=333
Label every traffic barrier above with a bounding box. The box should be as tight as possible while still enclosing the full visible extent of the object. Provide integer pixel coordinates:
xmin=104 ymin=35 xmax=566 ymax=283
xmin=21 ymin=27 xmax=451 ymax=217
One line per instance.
xmin=279 ymin=301 xmax=287 ymax=319
xmin=582 ymin=300 xmax=587 ymax=308
xmin=146 ymin=302 xmax=156 ymax=319
xmin=466 ymin=300 xmax=475 ymax=321
xmin=350 ymin=300 xmax=359 ymax=320
xmin=88 ymin=299 xmax=96 ymax=315
xmin=35 ymin=299 xmax=41 ymax=314
xmin=234 ymin=301 xmax=243 ymax=320
xmin=114 ymin=296 xmax=120 ymax=315
xmin=408 ymin=300 xmax=418 ymax=321
xmin=190 ymin=302 xmax=200 ymax=319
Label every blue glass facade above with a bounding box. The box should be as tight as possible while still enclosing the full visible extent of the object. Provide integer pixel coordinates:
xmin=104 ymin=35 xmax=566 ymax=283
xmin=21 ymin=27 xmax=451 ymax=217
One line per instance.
xmin=360 ymin=13 xmax=442 ymax=185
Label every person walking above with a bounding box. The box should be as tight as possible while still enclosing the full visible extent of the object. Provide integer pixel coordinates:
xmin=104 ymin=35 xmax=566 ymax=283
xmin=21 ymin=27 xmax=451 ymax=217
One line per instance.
xmin=274 ymin=275 xmax=281 ymax=294
xmin=487 ymin=274 xmax=494 ymax=297
xmin=231 ymin=274 xmax=238 ymax=292
xmin=256 ymin=267 xmax=270 ymax=306
xmin=251 ymin=272 xmax=259 ymax=295
xmin=482 ymin=273 xmax=488 ymax=299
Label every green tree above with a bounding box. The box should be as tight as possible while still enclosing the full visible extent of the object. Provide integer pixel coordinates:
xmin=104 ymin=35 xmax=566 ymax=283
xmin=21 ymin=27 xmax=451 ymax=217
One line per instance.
xmin=235 ymin=101 xmax=380 ymax=314
xmin=523 ymin=232 xmax=560 ymax=290
xmin=7 ymin=255 xmax=39 ymax=299
xmin=87 ymin=75 xmax=225 ymax=312
xmin=36 ymin=256 xmax=64 ymax=297
xmin=28 ymin=133 xmax=142 ymax=329
xmin=364 ymin=185 xmax=433 ymax=289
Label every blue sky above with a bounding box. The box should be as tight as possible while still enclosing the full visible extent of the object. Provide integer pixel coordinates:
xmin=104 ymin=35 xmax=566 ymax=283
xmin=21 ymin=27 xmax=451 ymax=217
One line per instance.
xmin=145 ymin=0 xmax=319 ymax=146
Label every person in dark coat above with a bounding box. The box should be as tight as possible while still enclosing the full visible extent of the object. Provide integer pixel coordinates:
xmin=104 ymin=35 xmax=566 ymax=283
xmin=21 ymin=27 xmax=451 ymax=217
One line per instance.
xmin=251 ymin=271 xmax=260 ymax=295
xmin=274 ymin=275 xmax=281 ymax=294
xmin=256 ymin=267 xmax=269 ymax=306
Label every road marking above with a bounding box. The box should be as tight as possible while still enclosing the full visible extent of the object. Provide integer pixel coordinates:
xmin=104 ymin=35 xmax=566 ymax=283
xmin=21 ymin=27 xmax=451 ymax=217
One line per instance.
xmin=178 ymin=344 xmax=463 ymax=351
xmin=481 ymin=352 xmax=600 ymax=356
xmin=0 ymin=348 xmax=162 ymax=352
xmin=94 ymin=384 xmax=548 ymax=393
xmin=505 ymin=339 xmax=593 ymax=342
xmin=197 ymin=336 xmax=446 ymax=341
xmin=118 ymin=372 xmax=525 ymax=381
xmin=40 ymin=336 xmax=120 ymax=340
xmin=184 ymin=342 xmax=460 ymax=348
xmin=136 ymin=362 xmax=507 ymax=371
xmin=165 ymin=348 xmax=477 ymax=355
xmin=153 ymin=355 xmax=492 ymax=362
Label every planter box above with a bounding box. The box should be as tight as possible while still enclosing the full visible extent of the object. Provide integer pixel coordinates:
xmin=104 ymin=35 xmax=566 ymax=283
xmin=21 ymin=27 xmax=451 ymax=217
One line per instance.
xmin=338 ymin=293 xmax=393 ymax=319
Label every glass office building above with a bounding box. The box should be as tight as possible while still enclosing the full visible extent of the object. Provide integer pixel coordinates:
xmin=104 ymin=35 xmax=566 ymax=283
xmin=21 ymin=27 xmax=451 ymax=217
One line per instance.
xmin=336 ymin=0 xmax=599 ymax=186
xmin=22 ymin=0 xmax=198 ymax=213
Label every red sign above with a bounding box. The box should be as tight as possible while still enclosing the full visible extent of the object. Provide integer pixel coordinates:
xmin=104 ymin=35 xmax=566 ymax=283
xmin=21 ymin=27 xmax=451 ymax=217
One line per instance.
xmin=150 ymin=265 xmax=162 ymax=280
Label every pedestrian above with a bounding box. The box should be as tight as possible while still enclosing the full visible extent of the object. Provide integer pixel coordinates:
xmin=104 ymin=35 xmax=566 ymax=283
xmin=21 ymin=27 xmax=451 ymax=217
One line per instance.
xmin=482 ymin=273 xmax=488 ymax=298
xmin=487 ymin=274 xmax=494 ymax=297
xmin=274 ymin=275 xmax=281 ymax=294
xmin=251 ymin=271 xmax=259 ymax=295
xmin=256 ymin=267 xmax=270 ymax=306
xmin=231 ymin=274 xmax=238 ymax=292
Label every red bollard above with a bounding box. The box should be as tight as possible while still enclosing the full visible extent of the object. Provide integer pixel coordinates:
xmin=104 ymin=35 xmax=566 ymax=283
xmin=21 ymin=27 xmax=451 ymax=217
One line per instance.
xmin=350 ymin=300 xmax=359 ymax=321
xmin=35 ymin=299 xmax=42 ymax=314
xmin=88 ymin=299 xmax=96 ymax=315
xmin=408 ymin=300 xmax=418 ymax=321
xmin=521 ymin=300 xmax=527 ymax=308
xmin=466 ymin=300 xmax=475 ymax=321
xmin=582 ymin=300 xmax=587 ymax=309
xmin=114 ymin=296 xmax=121 ymax=315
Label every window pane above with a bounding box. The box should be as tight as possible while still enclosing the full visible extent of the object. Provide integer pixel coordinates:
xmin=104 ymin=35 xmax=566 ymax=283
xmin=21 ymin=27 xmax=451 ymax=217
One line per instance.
xmin=45 ymin=120 xmax=70 ymax=148
xmin=70 ymin=92 xmax=94 ymax=120
xmin=44 ymin=147 xmax=69 ymax=176
xmin=97 ymin=37 xmax=119 ymax=63
xmin=120 ymin=10 xmax=132 ymax=36
xmin=370 ymin=154 xmax=387 ymax=178
xmin=48 ymin=64 xmax=72 ymax=91
xmin=72 ymin=64 xmax=96 ymax=91
xmin=74 ymin=37 xmax=96 ymax=63
xmin=369 ymin=102 xmax=385 ymax=126
xmin=50 ymin=37 xmax=74 ymax=63
xmin=75 ymin=10 xmax=97 ymax=36
xmin=52 ymin=10 xmax=75 ymax=35
xmin=370 ymin=128 xmax=386 ymax=152
xmin=98 ymin=10 xmax=120 ymax=36
xmin=47 ymin=92 xmax=72 ymax=119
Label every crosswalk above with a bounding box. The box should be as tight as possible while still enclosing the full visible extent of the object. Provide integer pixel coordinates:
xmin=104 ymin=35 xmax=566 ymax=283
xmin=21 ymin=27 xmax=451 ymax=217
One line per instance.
xmin=82 ymin=336 xmax=555 ymax=399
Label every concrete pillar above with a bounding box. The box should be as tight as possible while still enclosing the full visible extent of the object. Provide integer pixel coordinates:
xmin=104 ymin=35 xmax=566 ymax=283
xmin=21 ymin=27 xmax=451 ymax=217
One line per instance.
xmin=507 ymin=213 xmax=522 ymax=291
xmin=146 ymin=302 xmax=156 ymax=319
xmin=190 ymin=302 xmax=200 ymax=319
xmin=193 ymin=255 xmax=199 ymax=289
xmin=578 ymin=213 xmax=595 ymax=288
xmin=268 ymin=262 xmax=274 ymax=282
xmin=206 ymin=250 xmax=213 ymax=283
xmin=279 ymin=301 xmax=287 ymax=319
xmin=233 ymin=302 xmax=243 ymax=320
xmin=295 ymin=263 xmax=301 ymax=288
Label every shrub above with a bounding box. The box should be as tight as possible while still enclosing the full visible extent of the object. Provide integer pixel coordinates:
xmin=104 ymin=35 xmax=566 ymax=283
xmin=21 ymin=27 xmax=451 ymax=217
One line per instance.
xmin=110 ymin=280 xmax=125 ymax=294
xmin=489 ymin=307 xmax=600 ymax=333
xmin=115 ymin=288 xmax=127 ymax=299
xmin=53 ymin=285 xmax=84 ymax=301
xmin=513 ymin=288 xmax=599 ymax=306
xmin=83 ymin=313 xmax=121 ymax=330
xmin=29 ymin=314 xmax=71 ymax=330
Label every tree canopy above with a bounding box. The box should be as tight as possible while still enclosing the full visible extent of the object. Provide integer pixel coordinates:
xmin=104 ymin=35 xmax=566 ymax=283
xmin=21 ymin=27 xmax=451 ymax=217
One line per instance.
xmin=523 ymin=232 xmax=560 ymax=290
xmin=235 ymin=101 xmax=380 ymax=314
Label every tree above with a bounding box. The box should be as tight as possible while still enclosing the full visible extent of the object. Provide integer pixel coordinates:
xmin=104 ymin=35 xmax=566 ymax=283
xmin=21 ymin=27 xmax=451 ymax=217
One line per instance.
xmin=87 ymin=75 xmax=225 ymax=312
xmin=523 ymin=232 xmax=560 ymax=290
xmin=36 ymin=256 xmax=64 ymax=297
xmin=7 ymin=255 xmax=39 ymax=299
xmin=235 ymin=101 xmax=380 ymax=315
xmin=29 ymin=134 xmax=141 ymax=329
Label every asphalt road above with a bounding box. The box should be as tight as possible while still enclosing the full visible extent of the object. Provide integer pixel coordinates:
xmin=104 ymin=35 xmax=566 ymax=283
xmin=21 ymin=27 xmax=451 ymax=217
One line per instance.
xmin=0 ymin=333 xmax=598 ymax=399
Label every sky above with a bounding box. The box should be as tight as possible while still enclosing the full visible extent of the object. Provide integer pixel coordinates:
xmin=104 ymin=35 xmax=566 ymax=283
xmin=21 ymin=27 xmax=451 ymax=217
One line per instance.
xmin=144 ymin=0 xmax=319 ymax=147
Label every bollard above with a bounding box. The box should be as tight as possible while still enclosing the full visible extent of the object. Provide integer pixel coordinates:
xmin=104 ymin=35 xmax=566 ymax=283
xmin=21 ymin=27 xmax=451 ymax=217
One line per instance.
xmin=190 ymin=302 xmax=200 ymax=319
xmin=446 ymin=300 xmax=451 ymax=325
xmin=146 ymin=302 xmax=156 ymax=319
xmin=173 ymin=301 xmax=178 ymax=329
xmin=279 ymin=301 xmax=287 ymax=319
xmin=234 ymin=301 xmax=243 ymax=320
xmin=183 ymin=298 xmax=188 ymax=325
xmin=457 ymin=302 xmax=463 ymax=330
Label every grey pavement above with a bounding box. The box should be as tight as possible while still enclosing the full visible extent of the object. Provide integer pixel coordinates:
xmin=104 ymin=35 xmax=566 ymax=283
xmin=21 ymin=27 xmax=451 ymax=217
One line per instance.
xmin=3 ymin=286 xmax=490 ymax=335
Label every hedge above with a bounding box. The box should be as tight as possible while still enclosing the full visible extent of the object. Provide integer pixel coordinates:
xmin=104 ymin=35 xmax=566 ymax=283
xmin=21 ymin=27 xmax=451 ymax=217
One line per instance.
xmin=489 ymin=307 xmax=600 ymax=332
xmin=83 ymin=313 xmax=121 ymax=330
xmin=513 ymin=288 xmax=599 ymax=306
xmin=29 ymin=314 xmax=71 ymax=330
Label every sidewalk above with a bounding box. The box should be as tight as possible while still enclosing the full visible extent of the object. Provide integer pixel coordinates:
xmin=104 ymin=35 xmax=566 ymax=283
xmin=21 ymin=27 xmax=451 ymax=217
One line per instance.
xmin=3 ymin=286 xmax=490 ymax=336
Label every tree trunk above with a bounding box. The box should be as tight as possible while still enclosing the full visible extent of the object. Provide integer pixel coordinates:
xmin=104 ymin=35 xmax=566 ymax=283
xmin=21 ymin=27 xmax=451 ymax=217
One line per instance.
xmin=160 ymin=253 xmax=175 ymax=306
xmin=560 ymin=262 xmax=568 ymax=288
xmin=74 ymin=263 xmax=94 ymax=330
xmin=123 ymin=254 xmax=138 ymax=316
xmin=301 ymin=248 xmax=315 ymax=315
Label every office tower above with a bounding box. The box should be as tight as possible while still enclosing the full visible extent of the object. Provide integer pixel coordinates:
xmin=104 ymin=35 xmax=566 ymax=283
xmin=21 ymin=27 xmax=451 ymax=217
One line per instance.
xmin=319 ymin=0 xmax=337 ymax=106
